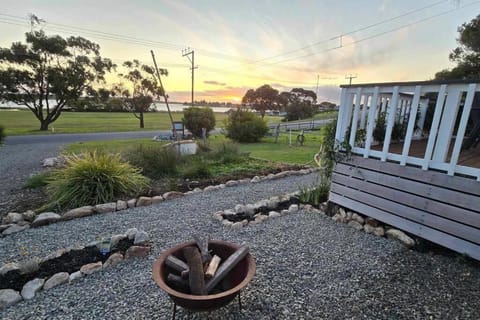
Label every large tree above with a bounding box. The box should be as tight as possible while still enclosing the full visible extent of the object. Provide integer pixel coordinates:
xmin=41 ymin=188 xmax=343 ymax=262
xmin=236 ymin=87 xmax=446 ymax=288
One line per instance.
xmin=241 ymin=84 xmax=279 ymax=118
xmin=0 ymin=30 xmax=114 ymax=130
xmin=115 ymin=60 xmax=165 ymax=128
xmin=435 ymin=14 xmax=480 ymax=80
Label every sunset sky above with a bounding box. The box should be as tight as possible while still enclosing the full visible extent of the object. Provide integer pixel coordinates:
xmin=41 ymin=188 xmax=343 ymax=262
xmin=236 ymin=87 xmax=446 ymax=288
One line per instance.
xmin=0 ymin=0 xmax=479 ymax=103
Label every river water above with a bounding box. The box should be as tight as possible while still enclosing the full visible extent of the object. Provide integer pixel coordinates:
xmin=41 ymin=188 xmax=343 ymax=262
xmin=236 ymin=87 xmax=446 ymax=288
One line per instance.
xmin=0 ymin=100 xmax=234 ymax=113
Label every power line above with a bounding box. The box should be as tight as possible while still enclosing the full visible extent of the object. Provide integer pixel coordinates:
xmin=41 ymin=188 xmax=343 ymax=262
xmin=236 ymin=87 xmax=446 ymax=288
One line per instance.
xmin=251 ymin=0 xmax=480 ymax=68
xmin=223 ymin=0 xmax=450 ymax=70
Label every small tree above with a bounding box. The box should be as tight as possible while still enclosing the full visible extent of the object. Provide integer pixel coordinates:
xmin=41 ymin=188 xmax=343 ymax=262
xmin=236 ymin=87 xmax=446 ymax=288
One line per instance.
xmin=224 ymin=109 xmax=269 ymax=142
xmin=182 ymin=107 xmax=216 ymax=138
xmin=0 ymin=30 xmax=114 ymax=131
xmin=115 ymin=60 xmax=165 ymax=128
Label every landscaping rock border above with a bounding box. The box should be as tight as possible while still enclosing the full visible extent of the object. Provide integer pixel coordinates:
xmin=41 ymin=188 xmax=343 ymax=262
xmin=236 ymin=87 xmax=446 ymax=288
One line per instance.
xmin=0 ymin=228 xmax=151 ymax=310
xmin=212 ymin=192 xmax=326 ymax=228
xmin=328 ymin=204 xmax=416 ymax=248
xmin=214 ymin=194 xmax=416 ymax=250
xmin=1 ymin=167 xmax=319 ymax=237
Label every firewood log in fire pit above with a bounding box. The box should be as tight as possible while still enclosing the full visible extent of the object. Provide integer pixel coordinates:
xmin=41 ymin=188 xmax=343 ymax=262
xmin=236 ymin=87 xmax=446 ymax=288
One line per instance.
xmin=183 ymin=246 xmax=207 ymax=295
xmin=205 ymin=245 xmax=249 ymax=293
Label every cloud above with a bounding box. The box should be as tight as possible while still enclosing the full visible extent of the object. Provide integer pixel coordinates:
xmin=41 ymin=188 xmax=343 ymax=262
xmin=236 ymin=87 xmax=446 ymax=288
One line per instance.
xmin=204 ymin=80 xmax=227 ymax=86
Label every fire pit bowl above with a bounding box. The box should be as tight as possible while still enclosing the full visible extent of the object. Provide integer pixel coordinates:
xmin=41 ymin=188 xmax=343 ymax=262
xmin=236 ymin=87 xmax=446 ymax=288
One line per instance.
xmin=152 ymin=240 xmax=255 ymax=312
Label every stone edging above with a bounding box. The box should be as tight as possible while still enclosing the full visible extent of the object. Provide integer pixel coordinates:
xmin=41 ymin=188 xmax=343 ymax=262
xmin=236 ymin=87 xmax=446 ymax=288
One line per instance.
xmin=211 ymin=192 xmax=326 ymax=228
xmin=328 ymin=205 xmax=416 ymax=247
xmin=211 ymin=193 xmax=416 ymax=249
xmin=0 ymin=168 xmax=319 ymax=237
xmin=0 ymin=228 xmax=151 ymax=310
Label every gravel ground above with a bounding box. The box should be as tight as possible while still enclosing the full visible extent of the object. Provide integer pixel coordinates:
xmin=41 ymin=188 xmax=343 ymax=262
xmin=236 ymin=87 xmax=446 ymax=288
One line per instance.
xmin=1 ymin=173 xmax=479 ymax=319
xmin=0 ymin=143 xmax=62 ymax=215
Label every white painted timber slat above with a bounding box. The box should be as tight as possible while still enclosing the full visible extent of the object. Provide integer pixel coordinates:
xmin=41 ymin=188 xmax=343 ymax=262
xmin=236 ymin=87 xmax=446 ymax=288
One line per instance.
xmin=364 ymin=87 xmax=380 ymax=158
xmin=400 ymin=86 xmax=422 ymax=165
xmin=380 ymin=96 xmax=387 ymax=113
xmin=432 ymin=87 xmax=462 ymax=162
xmin=423 ymin=85 xmax=447 ymax=170
xmin=335 ymin=88 xmax=347 ymax=142
xmin=342 ymin=93 xmax=355 ymax=143
xmin=448 ymin=83 xmax=477 ymax=175
xmin=360 ymin=95 xmax=369 ymax=129
xmin=349 ymin=88 xmax=363 ymax=147
xmin=381 ymin=86 xmax=399 ymax=161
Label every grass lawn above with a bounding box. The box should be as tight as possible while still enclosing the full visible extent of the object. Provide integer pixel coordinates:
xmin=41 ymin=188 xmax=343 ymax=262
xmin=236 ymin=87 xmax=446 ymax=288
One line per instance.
xmin=64 ymin=130 xmax=325 ymax=165
xmin=0 ymin=110 xmax=287 ymax=136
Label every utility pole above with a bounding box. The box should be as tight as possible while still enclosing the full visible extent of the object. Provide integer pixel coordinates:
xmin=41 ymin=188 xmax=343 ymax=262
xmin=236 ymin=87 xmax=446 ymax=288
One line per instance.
xmin=345 ymin=74 xmax=357 ymax=85
xmin=315 ymin=74 xmax=319 ymax=100
xmin=182 ymin=47 xmax=198 ymax=107
xmin=151 ymin=50 xmax=177 ymax=139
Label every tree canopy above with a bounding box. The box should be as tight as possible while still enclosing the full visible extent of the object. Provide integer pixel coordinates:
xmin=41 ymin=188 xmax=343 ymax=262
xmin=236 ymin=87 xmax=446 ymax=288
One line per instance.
xmin=435 ymin=14 xmax=480 ymax=80
xmin=241 ymin=84 xmax=279 ymax=118
xmin=182 ymin=107 xmax=216 ymax=138
xmin=0 ymin=30 xmax=114 ymax=130
xmin=114 ymin=60 xmax=165 ymax=128
xmin=280 ymin=88 xmax=317 ymax=121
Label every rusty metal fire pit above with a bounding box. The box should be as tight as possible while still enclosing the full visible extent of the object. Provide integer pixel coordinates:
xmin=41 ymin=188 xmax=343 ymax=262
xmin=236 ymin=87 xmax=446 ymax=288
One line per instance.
xmin=152 ymin=240 xmax=255 ymax=317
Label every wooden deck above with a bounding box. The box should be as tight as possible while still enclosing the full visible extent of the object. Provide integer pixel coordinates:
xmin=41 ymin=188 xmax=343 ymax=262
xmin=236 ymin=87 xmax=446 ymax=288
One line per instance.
xmin=371 ymin=138 xmax=480 ymax=168
xmin=330 ymin=156 xmax=480 ymax=260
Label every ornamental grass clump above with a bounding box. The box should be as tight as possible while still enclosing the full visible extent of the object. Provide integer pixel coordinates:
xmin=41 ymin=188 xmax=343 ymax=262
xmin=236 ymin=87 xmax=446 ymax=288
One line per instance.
xmin=47 ymin=151 xmax=149 ymax=210
xmin=126 ymin=144 xmax=179 ymax=179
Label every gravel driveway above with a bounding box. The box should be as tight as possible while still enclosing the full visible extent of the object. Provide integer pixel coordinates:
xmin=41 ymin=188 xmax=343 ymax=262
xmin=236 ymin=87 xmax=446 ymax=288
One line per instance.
xmin=0 ymin=131 xmax=162 ymax=215
xmin=1 ymin=173 xmax=479 ymax=320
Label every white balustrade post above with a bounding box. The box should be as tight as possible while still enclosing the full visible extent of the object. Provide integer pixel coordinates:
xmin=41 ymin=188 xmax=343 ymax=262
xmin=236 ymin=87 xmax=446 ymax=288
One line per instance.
xmin=432 ymin=86 xmax=462 ymax=162
xmin=381 ymin=86 xmax=400 ymax=161
xmin=400 ymin=86 xmax=421 ymax=165
xmin=364 ymin=87 xmax=380 ymax=158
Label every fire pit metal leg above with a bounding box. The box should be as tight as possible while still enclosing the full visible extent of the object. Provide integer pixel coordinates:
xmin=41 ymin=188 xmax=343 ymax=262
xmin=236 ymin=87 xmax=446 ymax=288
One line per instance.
xmin=172 ymin=302 xmax=177 ymax=320
xmin=238 ymin=292 xmax=242 ymax=311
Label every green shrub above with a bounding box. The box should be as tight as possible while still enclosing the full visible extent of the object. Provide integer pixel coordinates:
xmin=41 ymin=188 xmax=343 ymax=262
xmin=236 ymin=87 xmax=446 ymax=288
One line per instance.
xmin=224 ymin=110 xmax=269 ymax=143
xmin=23 ymin=172 xmax=49 ymax=189
xmin=47 ymin=151 xmax=149 ymax=210
xmin=183 ymin=107 xmax=216 ymax=138
xmin=181 ymin=158 xmax=211 ymax=179
xmin=373 ymin=111 xmax=387 ymax=143
xmin=126 ymin=144 xmax=179 ymax=179
xmin=0 ymin=125 xmax=5 ymax=145
xmin=210 ymin=142 xmax=242 ymax=164
xmin=284 ymin=103 xmax=315 ymax=121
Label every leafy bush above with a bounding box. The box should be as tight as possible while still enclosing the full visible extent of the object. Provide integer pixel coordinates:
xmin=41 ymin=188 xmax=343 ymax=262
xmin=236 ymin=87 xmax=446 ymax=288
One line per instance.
xmin=284 ymin=103 xmax=315 ymax=121
xmin=47 ymin=151 xmax=149 ymax=210
xmin=224 ymin=110 xmax=269 ymax=143
xmin=183 ymin=107 xmax=216 ymax=138
xmin=181 ymin=158 xmax=212 ymax=179
xmin=23 ymin=172 xmax=49 ymax=189
xmin=210 ymin=142 xmax=242 ymax=164
xmin=126 ymin=144 xmax=179 ymax=179
xmin=0 ymin=125 xmax=5 ymax=145
xmin=373 ymin=111 xmax=387 ymax=143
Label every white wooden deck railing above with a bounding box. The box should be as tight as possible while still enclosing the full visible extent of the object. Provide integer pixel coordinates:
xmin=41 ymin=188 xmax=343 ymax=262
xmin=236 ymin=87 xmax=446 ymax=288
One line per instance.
xmin=335 ymin=80 xmax=480 ymax=181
